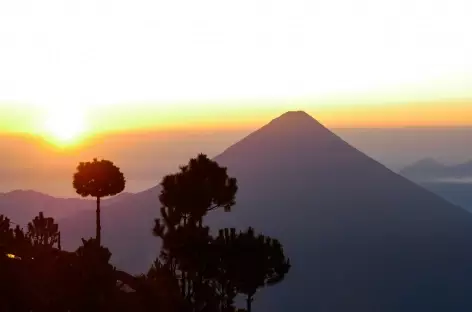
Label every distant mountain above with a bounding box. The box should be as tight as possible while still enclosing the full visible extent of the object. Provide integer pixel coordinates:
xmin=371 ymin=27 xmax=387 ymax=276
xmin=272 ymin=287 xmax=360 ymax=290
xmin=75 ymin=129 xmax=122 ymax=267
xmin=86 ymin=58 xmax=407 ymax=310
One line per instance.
xmin=0 ymin=190 xmax=91 ymax=226
xmin=0 ymin=190 xmax=133 ymax=227
xmin=400 ymin=158 xmax=472 ymax=182
xmin=419 ymin=182 xmax=472 ymax=213
xmin=333 ymin=127 xmax=472 ymax=171
xmin=5 ymin=111 xmax=472 ymax=311
xmin=399 ymin=159 xmax=472 ymax=213
xmin=58 ymin=187 xmax=161 ymax=272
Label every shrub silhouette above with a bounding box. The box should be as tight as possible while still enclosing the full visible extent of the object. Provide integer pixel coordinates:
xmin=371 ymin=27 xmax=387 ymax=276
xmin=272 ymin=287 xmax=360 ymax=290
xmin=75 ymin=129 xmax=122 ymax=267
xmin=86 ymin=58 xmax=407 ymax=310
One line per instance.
xmin=73 ymin=158 xmax=126 ymax=245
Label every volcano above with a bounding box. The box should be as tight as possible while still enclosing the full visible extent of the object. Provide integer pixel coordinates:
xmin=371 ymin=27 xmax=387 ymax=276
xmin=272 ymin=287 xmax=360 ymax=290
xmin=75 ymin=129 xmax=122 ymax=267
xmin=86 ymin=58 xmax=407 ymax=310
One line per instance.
xmin=208 ymin=111 xmax=472 ymax=311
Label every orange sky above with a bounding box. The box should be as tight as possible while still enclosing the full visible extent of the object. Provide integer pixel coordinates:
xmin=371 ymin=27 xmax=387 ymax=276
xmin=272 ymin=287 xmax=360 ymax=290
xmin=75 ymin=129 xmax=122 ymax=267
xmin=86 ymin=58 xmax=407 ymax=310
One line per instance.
xmin=314 ymin=101 xmax=472 ymax=128
xmin=1 ymin=100 xmax=471 ymax=146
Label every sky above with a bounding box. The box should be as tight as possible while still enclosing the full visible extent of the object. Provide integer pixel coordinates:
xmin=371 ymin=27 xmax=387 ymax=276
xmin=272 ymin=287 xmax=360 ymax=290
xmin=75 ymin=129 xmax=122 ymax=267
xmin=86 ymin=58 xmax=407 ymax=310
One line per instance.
xmin=1 ymin=0 xmax=472 ymax=142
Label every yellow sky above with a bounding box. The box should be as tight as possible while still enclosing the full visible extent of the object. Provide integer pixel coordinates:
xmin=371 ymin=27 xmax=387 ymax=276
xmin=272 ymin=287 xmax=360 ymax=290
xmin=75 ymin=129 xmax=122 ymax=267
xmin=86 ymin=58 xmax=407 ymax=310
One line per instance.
xmin=1 ymin=0 xmax=472 ymax=140
xmin=1 ymin=99 xmax=471 ymax=137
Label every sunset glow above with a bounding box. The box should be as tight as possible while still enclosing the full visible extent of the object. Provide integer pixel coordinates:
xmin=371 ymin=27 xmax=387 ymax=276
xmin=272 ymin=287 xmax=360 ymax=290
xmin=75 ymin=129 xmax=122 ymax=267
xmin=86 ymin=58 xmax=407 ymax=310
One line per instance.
xmin=1 ymin=99 xmax=471 ymax=141
xmin=42 ymin=106 xmax=87 ymax=146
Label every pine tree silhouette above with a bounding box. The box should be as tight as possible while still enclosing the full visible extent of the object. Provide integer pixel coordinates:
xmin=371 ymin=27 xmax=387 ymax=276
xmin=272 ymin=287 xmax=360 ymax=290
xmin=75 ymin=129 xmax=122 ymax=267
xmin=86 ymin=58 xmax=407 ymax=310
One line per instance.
xmin=153 ymin=154 xmax=290 ymax=311
xmin=213 ymin=227 xmax=290 ymax=312
xmin=229 ymin=228 xmax=291 ymax=312
xmin=154 ymin=154 xmax=238 ymax=310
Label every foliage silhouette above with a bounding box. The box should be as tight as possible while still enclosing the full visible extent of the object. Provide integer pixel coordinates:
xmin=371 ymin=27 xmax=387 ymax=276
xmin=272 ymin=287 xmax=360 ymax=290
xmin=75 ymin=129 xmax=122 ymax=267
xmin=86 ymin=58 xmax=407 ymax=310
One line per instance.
xmin=153 ymin=154 xmax=290 ymax=311
xmin=0 ymin=214 xmax=10 ymax=234
xmin=133 ymin=260 xmax=186 ymax=312
xmin=0 ymin=215 xmax=30 ymax=258
xmin=154 ymin=154 xmax=238 ymax=311
xmin=73 ymin=158 xmax=126 ymax=245
xmin=214 ymin=228 xmax=291 ymax=312
xmin=27 ymin=211 xmax=60 ymax=248
xmin=156 ymin=153 xmax=237 ymax=229
xmin=0 ymin=215 xmax=13 ymax=247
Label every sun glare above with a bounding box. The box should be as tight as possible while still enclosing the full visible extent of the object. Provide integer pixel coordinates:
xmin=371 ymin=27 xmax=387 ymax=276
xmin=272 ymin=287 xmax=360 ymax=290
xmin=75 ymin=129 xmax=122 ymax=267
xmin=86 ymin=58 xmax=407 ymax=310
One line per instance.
xmin=43 ymin=107 xmax=87 ymax=146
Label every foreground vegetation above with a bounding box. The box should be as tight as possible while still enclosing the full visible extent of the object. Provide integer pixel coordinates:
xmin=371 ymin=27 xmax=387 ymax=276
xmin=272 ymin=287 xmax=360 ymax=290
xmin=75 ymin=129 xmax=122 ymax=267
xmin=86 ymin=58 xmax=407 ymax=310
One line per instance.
xmin=0 ymin=154 xmax=290 ymax=312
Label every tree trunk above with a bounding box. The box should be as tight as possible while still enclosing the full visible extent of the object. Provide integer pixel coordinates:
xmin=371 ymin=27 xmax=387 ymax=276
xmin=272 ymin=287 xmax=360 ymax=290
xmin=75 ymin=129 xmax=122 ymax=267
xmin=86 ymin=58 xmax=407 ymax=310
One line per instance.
xmin=246 ymin=295 xmax=253 ymax=312
xmin=96 ymin=196 xmax=101 ymax=245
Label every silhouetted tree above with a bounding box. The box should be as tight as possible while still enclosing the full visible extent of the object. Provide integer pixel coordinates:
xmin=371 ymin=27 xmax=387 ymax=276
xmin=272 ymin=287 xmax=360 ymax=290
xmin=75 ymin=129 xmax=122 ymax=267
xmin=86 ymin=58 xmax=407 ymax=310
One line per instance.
xmin=0 ymin=215 xmax=11 ymax=234
xmin=154 ymin=154 xmax=238 ymax=311
xmin=133 ymin=260 xmax=186 ymax=312
xmin=12 ymin=225 xmax=31 ymax=259
xmin=73 ymin=158 xmax=126 ymax=245
xmin=0 ymin=215 xmax=13 ymax=248
xmin=27 ymin=211 xmax=60 ymax=248
xmin=155 ymin=153 xmax=237 ymax=229
xmin=216 ymin=227 xmax=291 ymax=312
xmin=210 ymin=228 xmax=239 ymax=311
xmin=152 ymin=154 xmax=292 ymax=311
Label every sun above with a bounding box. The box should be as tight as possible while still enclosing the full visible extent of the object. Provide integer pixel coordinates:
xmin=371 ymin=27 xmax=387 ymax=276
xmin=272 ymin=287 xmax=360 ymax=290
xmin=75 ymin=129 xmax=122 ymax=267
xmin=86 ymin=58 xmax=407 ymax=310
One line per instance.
xmin=43 ymin=107 xmax=87 ymax=146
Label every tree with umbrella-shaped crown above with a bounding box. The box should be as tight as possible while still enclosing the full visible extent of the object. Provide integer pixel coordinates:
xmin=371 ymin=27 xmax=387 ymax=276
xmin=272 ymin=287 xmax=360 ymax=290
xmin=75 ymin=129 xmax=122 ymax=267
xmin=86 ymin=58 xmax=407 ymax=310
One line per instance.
xmin=73 ymin=158 xmax=126 ymax=245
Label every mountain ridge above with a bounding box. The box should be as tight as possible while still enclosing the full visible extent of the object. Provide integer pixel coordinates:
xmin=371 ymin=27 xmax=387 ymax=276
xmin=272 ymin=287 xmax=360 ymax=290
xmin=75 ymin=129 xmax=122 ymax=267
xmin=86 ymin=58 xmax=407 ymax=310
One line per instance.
xmin=401 ymin=158 xmax=472 ymax=182
xmin=0 ymin=189 xmax=135 ymax=226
